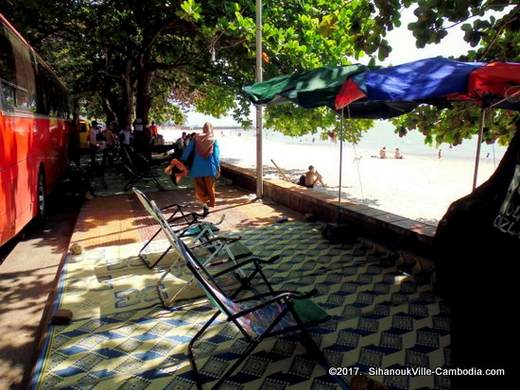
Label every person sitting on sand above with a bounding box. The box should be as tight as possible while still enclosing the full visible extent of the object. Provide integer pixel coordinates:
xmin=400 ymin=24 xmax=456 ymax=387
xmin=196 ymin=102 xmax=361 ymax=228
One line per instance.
xmin=394 ymin=148 xmax=403 ymax=159
xmin=299 ymin=165 xmax=325 ymax=188
xmin=379 ymin=146 xmax=387 ymax=159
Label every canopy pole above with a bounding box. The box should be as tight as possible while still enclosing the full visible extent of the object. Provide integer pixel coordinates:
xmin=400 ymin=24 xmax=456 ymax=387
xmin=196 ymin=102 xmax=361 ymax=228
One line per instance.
xmin=255 ymin=0 xmax=263 ymax=198
xmin=338 ymin=108 xmax=344 ymax=222
xmin=472 ymin=108 xmax=486 ymax=191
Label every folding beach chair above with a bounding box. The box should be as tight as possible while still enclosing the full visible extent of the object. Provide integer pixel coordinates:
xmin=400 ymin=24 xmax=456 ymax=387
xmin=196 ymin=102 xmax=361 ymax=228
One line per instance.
xmin=133 ymin=187 xmax=219 ymax=268
xmin=133 ymin=188 xmax=250 ymax=270
xmin=159 ymin=215 xmax=348 ymax=389
xmin=121 ymin=147 xmax=164 ymax=191
xmin=148 ymin=198 xmax=279 ymax=308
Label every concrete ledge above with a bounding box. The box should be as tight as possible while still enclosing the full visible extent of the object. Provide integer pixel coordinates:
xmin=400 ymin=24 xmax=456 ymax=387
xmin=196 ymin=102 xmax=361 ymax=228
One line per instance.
xmin=221 ymin=162 xmax=436 ymax=255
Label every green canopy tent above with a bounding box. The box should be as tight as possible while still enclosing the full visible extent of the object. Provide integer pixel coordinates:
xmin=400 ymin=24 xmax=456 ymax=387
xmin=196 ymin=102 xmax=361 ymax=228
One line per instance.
xmin=242 ymin=64 xmax=417 ymax=217
xmin=243 ymin=64 xmax=366 ymax=108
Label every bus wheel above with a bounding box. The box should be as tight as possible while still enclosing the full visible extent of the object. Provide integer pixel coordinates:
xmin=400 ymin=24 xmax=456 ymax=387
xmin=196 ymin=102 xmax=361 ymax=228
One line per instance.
xmin=37 ymin=170 xmax=47 ymax=220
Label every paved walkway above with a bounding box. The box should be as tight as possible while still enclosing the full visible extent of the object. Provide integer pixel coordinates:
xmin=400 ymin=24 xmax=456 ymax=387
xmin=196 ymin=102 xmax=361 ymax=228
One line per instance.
xmin=0 ymin=198 xmax=79 ymax=390
xmin=29 ymin=179 xmax=448 ymax=390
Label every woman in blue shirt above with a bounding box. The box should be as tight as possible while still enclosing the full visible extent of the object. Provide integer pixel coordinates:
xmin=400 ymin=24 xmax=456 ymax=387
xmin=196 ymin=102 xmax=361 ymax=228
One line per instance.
xmin=181 ymin=122 xmax=220 ymax=212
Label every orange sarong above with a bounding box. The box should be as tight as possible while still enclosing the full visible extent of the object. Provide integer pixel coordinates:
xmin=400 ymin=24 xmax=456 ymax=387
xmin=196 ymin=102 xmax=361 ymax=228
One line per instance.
xmin=194 ymin=177 xmax=216 ymax=207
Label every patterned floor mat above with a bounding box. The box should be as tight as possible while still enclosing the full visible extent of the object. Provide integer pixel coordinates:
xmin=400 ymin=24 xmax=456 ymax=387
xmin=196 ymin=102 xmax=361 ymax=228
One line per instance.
xmin=33 ymin=222 xmax=450 ymax=390
xmin=90 ymin=165 xmax=191 ymax=197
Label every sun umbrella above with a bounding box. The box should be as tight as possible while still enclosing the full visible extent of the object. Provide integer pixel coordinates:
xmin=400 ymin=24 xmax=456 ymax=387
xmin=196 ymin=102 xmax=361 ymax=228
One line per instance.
xmin=335 ymin=58 xmax=483 ymax=108
xmin=243 ymin=64 xmax=419 ymax=118
xmin=242 ymin=57 xmax=520 ymax=210
xmin=243 ymin=64 xmax=367 ymax=108
xmin=243 ymin=64 xmax=403 ymax=212
xmin=334 ymin=57 xmax=520 ymax=189
xmin=335 ymin=58 xmax=520 ymax=110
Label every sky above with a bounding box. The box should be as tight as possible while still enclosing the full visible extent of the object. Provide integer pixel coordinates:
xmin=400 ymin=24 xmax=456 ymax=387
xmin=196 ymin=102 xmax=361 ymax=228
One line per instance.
xmin=185 ymin=6 xmax=490 ymax=127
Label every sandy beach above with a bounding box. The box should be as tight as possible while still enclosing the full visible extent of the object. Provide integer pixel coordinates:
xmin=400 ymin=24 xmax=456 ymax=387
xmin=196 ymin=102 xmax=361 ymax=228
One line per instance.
xmin=161 ymin=127 xmax=506 ymax=224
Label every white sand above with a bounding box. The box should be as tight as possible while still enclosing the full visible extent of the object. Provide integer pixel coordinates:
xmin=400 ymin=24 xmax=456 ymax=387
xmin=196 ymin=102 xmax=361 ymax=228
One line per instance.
xmin=161 ymin=128 xmax=504 ymax=224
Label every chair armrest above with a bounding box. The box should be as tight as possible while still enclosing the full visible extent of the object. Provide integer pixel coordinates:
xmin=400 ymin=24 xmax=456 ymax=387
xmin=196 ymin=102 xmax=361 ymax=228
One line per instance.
xmin=190 ymin=235 xmax=242 ymax=249
xmin=161 ymin=202 xmax=192 ymax=211
xmin=208 ymin=253 xmax=278 ymax=278
xmin=234 ymin=289 xmax=292 ymax=302
xmin=168 ymin=212 xmax=199 ymax=225
xmin=229 ymin=289 xmax=318 ymax=320
xmin=208 ymin=256 xmax=256 ymax=276
xmin=255 ymin=254 xmax=280 ymax=264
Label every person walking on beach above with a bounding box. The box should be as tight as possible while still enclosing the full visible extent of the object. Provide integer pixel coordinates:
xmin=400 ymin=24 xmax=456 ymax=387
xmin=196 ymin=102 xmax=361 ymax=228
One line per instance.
xmin=379 ymin=146 xmax=387 ymax=159
xmin=181 ymin=122 xmax=220 ymax=214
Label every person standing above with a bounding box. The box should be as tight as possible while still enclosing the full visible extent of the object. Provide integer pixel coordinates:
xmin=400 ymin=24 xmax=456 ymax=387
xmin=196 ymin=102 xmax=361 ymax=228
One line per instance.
xmin=174 ymin=131 xmax=187 ymax=159
xmin=150 ymin=121 xmax=158 ymax=139
xmin=181 ymin=122 xmax=220 ymax=213
xmin=102 ymin=123 xmax=117 ymax=168
xmin=119 ymin=125 xmax=132 ymax=149
xmin=89 ymin=120 xmax=99 ymax=166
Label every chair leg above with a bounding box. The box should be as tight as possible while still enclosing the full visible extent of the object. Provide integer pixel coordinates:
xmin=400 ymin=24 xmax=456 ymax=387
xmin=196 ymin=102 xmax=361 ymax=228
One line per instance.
xmin=188 ymin=310 xmax=221 ymax=390
xmin=138 ymin=228 xmax=163 ymax=268
xmin=151 ymin=174 xmax=164 ymax=191
xmin=148 ymin=245 xmax=172 ymax=269
xmin=124 ymin=175 xmax=139 ymax=191
xmin=291 ymin=309 xmax=350 ymax=390
xmin=212 ymin=341 xmax=259 ymax=389
xmin=157 ymin=276 xmax=192 ymax=309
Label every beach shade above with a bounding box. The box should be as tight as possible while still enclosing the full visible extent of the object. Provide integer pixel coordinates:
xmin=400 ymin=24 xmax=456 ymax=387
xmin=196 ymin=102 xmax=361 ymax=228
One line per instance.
xmin=243 ymin=64 xmax=397 ymax=217
xmin=335 ymin=57 xmax=520 ymax=189
xmin=455 ymin=62 xmax=520 ymax=109
xmin=335 ymin=58 xmax=484 ymax=108
xmin=243 ymin=64 xmax=367 ymax=108
xmin=337 ymin=100 xmax=418 ymax=119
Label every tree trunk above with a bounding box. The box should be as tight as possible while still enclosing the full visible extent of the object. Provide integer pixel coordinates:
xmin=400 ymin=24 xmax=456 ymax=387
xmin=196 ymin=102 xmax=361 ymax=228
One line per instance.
xmin=68 ymin=96 xmax=81 ymax=166
xmin=101 ymin=84 xmax=117 ymax=126
xmin=121 ymin=59 xmax=134 ymax=130
xmin=134 ymin=54 xmax=153 ymax=157
xmin=135 ymin=55 xmax=153 ymax=124
xmin=433 ymin=120 xmax=520 ymax=388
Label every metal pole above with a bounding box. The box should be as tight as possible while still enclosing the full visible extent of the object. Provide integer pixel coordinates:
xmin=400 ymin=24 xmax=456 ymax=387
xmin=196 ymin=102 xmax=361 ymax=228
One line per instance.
xmin=338 ymin=109 xmax=344 ymax=220
xmin=472 ymin=108 xmax=486 ymax=191
xmin=255 ymin=0 xmax=263 ymax=198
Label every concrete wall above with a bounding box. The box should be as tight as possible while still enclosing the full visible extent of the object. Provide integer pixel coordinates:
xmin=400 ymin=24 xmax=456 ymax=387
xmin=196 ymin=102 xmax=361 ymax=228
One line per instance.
xmin=221 ymin=162 xmax=437 ymax=256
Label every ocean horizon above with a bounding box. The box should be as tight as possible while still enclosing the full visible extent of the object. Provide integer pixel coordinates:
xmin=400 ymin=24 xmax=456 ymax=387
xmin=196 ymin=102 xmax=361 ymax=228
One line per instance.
xmin=161 ymin=120 xmax=507 ymax=163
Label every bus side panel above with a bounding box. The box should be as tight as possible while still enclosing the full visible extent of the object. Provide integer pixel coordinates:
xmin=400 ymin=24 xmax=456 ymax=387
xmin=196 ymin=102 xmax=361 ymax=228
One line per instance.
xmin=38 ymin=116 xmax=63 ymax=197
xmin=0 ymin=112 xmax=15 ymax=245
xmin=13 ymin=113 xmax=36 ymax=234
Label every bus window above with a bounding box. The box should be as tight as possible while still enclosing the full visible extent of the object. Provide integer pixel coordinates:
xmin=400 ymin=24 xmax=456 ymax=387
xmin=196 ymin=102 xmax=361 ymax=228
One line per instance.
xmin=15 ymin=86 xmax=29 ymax=109
xmin=0 ymin=26 xmax=15 ymax=86
xmin=1 ymin=80 xmax=15 ymax=108
xmin=8 ymin=23 xmax=36 ymax=112
xmin=35 ymin=63 xmax=50 ymax=115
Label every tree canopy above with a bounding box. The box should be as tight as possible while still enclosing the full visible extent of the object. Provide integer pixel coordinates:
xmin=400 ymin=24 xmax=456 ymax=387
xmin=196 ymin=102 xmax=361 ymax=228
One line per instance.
xmin=0 ymin=0 xmax=518 ymax=145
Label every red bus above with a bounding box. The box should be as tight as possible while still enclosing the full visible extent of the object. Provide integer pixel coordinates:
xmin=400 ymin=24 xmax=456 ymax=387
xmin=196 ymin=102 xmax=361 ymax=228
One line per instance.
xmin=0 ymin=14 xmax=69 ymax=246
